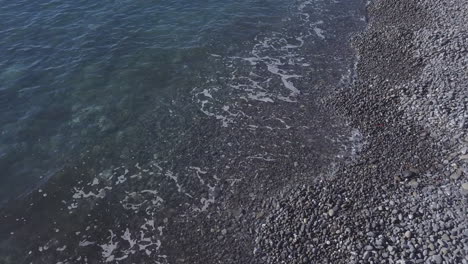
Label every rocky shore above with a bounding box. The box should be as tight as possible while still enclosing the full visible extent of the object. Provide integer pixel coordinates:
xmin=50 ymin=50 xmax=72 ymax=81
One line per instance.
xmin=1 ymin=1 xmax=465 ymax=263
xmin=255 ymin=0 xmax=468 ymax=263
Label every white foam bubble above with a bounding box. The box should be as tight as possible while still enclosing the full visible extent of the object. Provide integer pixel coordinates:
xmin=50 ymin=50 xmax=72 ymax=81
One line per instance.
xmin=100 ymin=230 xmax=118 ymax=262
xmin=313 ymin=27 xmax=325 ymax=39
xmin=79 ymin=240 xmax=95 ymax=247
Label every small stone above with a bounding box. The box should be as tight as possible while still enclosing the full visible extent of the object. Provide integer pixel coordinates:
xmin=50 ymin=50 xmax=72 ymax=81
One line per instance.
xmin=376 ymin=238 xmax=384 ymax=246
xmin=441 ymin=234 xmax=450 ymax=241
xmin=408 ymin=243 xmax=415 ymax=252
xmin=404 ymin=231 xmax=412 ymax=239
xmin=363 ymin=251 xmax=371 ymax=260
xmin=364 ymin=245 xmax=374 ymax=251
xmin=451 ymin=169 xmax=463 ymax=180
xmin=328 ymin=209 xmax=335 ymax=217
xmin=440 ymin=247 xmax=448 ymax=255
xmin=221 ymin=229 xmax=227 ymax=235
xmin=437 ymin=239 xmax=445 ymax=246
xmin=461 ymin=147 xmax=468 ymax=155
xmin=402 ymin=170 xmax=416 ymax=179
xmin=432 ymin=254 xmax=442 ymax=264
xmin=408 ymin=180 xmax=419 ymax=188
xmin=462 ymin=182 xmax=468 ymax=191
xmin=427 ymin=243 xmax=435 ymax=250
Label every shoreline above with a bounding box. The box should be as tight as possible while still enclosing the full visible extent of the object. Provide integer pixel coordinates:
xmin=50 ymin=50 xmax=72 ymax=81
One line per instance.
xmin=256 ymin=0 xmax=467 ymax=263
xmin=0 ymin=0 xmax=465 ymax=263
xmin=0 ymin=1 xmax=367 ymax=263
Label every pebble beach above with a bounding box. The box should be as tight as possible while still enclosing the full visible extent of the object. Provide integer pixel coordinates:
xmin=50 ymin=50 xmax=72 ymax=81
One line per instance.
xmin=255 ymin=0 xmax=468 ymax=263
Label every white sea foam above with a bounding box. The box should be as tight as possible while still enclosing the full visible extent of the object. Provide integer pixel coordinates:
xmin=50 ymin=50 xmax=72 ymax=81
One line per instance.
xmin=191 ymin=0 xmax=330 ymax=128
xmin=100 ymin=230 xmax=118 ymax=262
xmin=79 ymin=240 xmax=95 ymax=247
xmin=43 ymin=1 xmax=347 ymax=263
xmin=313 ymin=27 xmax=326 ymax=39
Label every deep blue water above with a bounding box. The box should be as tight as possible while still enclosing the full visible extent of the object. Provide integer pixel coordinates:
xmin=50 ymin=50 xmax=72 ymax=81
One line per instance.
xmin=0 ymin=0 xmax=365 ymax=262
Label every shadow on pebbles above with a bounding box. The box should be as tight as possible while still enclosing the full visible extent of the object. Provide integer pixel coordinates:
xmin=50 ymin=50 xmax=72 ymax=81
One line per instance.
xmin=254 ymin=0 xmax=468 ymax=263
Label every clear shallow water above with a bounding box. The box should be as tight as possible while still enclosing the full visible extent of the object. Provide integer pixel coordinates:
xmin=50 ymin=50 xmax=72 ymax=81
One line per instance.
xmin=0 ymin=0 xmax=365 ymax=262
xmin=0 ymin=0 xmax=289 ymax=202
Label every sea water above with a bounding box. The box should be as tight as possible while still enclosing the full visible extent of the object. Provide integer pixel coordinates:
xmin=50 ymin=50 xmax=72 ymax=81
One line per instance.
xmin=0 ymin=0 xmax=365 ymax=262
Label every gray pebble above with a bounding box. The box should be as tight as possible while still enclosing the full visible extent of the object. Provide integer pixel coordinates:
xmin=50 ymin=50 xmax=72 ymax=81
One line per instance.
xmin=432 ymin=254 xmax=442 ymax=264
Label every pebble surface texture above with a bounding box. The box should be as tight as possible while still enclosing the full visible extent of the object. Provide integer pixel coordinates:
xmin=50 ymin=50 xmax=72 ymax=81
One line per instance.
xmin=255 ymin=0 xmax=468 ymax=263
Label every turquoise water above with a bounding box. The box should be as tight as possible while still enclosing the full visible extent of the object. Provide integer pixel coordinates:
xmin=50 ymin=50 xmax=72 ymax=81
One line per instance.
xmin=0 ymin=0 xmax=365 ymax=262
